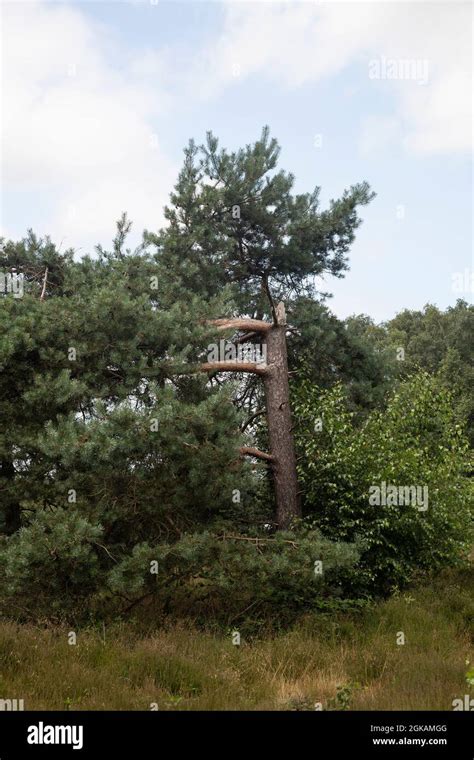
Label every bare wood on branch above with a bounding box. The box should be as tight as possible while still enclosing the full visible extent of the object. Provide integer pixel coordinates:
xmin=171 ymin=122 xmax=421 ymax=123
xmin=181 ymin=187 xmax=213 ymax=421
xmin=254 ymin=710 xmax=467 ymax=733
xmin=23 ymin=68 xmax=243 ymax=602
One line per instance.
xmin=199 ymin=361 xmax=268 ymax=376
xmin=40 ymin=267 xmax=48 ymax=301
xmin=206 ymin=317 xmax=272 ymax=333
xmin=239 ymin=446 xmax=274 ymax=462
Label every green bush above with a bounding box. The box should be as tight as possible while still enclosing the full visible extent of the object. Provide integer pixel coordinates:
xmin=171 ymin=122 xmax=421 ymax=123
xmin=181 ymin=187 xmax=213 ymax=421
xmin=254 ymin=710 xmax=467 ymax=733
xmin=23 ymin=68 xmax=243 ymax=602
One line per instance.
xmin=107 ymin=528 xmax=362 ymax=626
xmin=0 ymin=509 xmax=103 ymax=614
xmin=293 ymin=372 xmax=473 ymax=593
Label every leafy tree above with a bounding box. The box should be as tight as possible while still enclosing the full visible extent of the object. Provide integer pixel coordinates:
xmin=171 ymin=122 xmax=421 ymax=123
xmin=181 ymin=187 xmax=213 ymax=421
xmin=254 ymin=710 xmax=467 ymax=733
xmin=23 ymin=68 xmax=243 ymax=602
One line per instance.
xmin=386 ymin=301 xmax=474 ymax=445
xmin=343 ymin=301 xmax=474 ymax=443
xmin=293 ymin=373 xmax=472 ymax=593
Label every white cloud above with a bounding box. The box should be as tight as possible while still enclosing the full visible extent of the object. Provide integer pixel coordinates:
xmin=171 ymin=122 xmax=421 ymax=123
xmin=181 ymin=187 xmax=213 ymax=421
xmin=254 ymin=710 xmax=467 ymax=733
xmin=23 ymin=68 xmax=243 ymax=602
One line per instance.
xmin=402 ymin=69 xmax=472 ymax=155
xmin=170 ymin=2 xmax=383 ymax=98
xmin=1 ymin=0 xmax=176 ymax=251
xmin=1 ymin=0 xmax=471 ymax=254
xmin=171 ymin=0 xmax=472 ymax=156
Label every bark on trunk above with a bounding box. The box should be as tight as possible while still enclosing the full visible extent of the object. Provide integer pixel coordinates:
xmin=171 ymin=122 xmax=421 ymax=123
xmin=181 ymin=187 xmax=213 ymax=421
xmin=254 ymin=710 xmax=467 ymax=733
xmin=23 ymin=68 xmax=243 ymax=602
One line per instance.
xmin=202 ymin=305 xmax=301 ymax=529
xmin=263 ymin=303 xmax=301 ymax=529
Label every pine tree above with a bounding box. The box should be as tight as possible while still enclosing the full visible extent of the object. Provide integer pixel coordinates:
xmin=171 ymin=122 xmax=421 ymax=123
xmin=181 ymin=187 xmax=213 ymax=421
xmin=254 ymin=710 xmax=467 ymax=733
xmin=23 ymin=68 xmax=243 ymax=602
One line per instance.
xmin=0 ymin=224 xmax=249 ymax=548
xmin=146 ymin=127 xmax=374 ymax=527
xmin=0 ymin=129 xmax=375 ymax=617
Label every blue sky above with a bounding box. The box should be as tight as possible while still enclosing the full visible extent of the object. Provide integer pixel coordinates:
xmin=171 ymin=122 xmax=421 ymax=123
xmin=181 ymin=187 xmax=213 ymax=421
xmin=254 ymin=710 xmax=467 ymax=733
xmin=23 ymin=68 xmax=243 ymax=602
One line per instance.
xmin=1 ymin=1 xmax=472 ymax=320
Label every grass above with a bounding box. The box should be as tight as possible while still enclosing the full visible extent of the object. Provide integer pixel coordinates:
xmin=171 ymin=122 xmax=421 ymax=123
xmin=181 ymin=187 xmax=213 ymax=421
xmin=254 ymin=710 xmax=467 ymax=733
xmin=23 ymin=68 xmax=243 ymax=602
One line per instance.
xmin=0 ymin=568 xmax=472 ymax=711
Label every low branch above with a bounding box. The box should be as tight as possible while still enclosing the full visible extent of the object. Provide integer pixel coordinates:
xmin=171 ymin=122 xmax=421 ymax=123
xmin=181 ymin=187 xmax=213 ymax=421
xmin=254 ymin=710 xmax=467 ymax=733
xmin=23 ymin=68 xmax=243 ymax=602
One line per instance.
xmin=120 ymin=591 xmax=155 ymax=615
xmin=219 ymin=533 xmax=298 ymax=548
xmin=241 ymin=408 xmax=266 ymax=432
xmin=239 ymin=446 xmax=274 ymax=462
xmin=199 ymin=361 xmax=268 ymax=376
xmin=234 ymin=331 xmax=259 ymax=344
xmin=207 ymin=317 xmax=272 ymax=333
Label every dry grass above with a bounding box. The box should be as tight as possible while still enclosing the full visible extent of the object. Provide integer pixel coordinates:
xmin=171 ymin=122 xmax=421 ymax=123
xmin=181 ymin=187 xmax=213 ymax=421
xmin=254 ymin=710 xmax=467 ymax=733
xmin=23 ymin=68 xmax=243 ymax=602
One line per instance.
xmin=0 ymin=568 xmax=472 ymax=711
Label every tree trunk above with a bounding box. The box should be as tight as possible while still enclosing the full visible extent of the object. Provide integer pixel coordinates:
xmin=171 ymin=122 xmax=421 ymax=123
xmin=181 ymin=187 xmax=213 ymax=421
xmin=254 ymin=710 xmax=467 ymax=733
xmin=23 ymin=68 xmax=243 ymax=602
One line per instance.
xmin=263 ymin=303 xmax=301 ymax=529
xmin=203 ymin=306 xmax=301 ymax=529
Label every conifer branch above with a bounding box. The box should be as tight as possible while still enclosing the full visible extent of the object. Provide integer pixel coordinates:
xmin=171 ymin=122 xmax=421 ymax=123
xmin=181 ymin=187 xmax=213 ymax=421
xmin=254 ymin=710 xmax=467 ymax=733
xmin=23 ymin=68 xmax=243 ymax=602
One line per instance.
xmin=207 ymin=317 xmax=272 ymax=333
xmin=241 ymin=409 xmax=266 ymax=432
xmin=239 ymin=446 xmax=274 ymax=462
xmin=199 ymin=361 xmax=268 ymax=376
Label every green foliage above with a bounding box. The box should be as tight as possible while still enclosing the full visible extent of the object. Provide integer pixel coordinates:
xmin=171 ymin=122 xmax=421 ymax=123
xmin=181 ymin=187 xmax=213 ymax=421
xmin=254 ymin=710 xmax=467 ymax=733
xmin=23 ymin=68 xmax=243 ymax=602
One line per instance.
xmin=293 ymin=373 xmax=473 ymax=593
xmin=0 ymin=130 xmax=377 ymax=622
xmin=0 ymin=225 xmax=253 ymax=617
xmin=36 ymin=387 xmax=246 ymax=542
xmin=0 ymin=509 xmax=103 ymax=609
xmin=346 ymin=301 xmax=474 ymax=443
xmin=145 ymin=127 xmax=374 ymax=316
xmin=0 ymin=131 xmax=470 ymax=628
xmin=290 ymin=301 xmax=474 ymax=435
xmin=145 ymin=127 xmax=374 ymax=428
xmin=288 ymin=300 xmax=398 ymax=417
xmin=465 ymin=665 xmax=474 ymax=689
xmin=107 ymin=528 xmax=361 ymax=626
xmin=327 ymin=682 xmax=361 ymax=711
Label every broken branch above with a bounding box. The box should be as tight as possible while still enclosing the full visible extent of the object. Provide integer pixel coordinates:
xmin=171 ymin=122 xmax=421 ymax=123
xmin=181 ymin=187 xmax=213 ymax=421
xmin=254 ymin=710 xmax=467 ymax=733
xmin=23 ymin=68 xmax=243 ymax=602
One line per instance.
xmin=239 ymin=446 xmax=274 ymax=462
xmin=199 ymin=361 xmax=268 ymax=376
xmin=207 ymin=317 xmax=272 ymax=333
xmin=40 ymin=267 xmax=48 ymax=301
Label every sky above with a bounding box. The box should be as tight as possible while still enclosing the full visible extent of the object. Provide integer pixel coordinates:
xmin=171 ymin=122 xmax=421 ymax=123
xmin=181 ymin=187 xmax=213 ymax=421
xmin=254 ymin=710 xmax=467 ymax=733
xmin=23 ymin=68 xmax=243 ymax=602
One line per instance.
xmin=1 ymin=0 xmax=472 ymax=321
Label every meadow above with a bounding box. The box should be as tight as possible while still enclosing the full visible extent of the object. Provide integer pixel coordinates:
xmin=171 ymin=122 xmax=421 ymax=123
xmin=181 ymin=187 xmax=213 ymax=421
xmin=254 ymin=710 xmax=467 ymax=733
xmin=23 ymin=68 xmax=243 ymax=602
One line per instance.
xmin=1 ymin=568 xmax=472 ymax=711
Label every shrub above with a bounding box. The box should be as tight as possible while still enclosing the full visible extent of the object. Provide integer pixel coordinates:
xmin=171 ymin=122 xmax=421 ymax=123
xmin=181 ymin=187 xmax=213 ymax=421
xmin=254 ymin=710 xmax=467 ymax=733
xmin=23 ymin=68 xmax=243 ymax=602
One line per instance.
xmin=293 ymin=372 xmax=473 ymax=593
xmin=107 ymin=528 xmax=362 ymax=626
xmin=0 ymin=509 xmax=104 ymax=615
